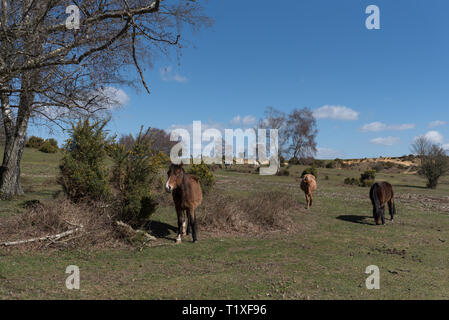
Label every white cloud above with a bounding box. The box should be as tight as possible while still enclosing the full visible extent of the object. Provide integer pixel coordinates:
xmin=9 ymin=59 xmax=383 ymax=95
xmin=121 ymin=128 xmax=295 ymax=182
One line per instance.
xmin=443 ymin=144 xmax=449 ymax=151
xmin=230 ymin=115 xmax=256 ymax=126
xmin=429 ymin=120 xmax=447 ymax=128
xmin=242 ymin=115 xmax=256 ymax=126
xmin=230 ymin=115 xmax=241 ymax=125
xmin=316 ymin=147 xmax=345 ymax=159
xmin=313 ymin=105 xmax=359 ymax=121
xmin=361 ymin=121 xmax=415 ymax=132
xmin=422 ymin=130 xmax=444 ymax=144
xmin=160 ymin=66 xmax=188 ymax=83
xmin=98 ymin=87 xmax=130 ymax=108
xmin=370 ymin=136 xmax=401 ymax=146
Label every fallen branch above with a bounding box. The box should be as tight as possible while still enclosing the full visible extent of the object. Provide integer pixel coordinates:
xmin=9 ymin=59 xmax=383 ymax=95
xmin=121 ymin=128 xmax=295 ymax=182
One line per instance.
xmin=1 ymin=224 xmax=84 ymax=247
xmin=115 ymin=221 xmax=156 ymax=242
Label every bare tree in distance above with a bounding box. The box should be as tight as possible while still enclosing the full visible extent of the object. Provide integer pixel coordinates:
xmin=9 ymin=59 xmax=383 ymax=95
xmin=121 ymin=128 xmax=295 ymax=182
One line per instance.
xmin=411 ymin=136 xmax=449 ymax=189
xmin=258 ymin=106 xmax=318 ymax=162
xmin=0 ymin=0 xmax=211 ymax=198
xmin=119 ymin=127 xmax=175 ymax=155
xmin=285 ymin=108 xmax=317 ymax=160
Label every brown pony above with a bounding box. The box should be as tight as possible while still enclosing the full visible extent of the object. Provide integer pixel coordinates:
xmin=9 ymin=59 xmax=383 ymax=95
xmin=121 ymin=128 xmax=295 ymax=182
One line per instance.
xmin=369 ymin=181 xmax=396 ymax=225
xmin=300 ymin=174 xmax=317 ymax=209
xmin=165 ymin=163 xmax=203 ymax=243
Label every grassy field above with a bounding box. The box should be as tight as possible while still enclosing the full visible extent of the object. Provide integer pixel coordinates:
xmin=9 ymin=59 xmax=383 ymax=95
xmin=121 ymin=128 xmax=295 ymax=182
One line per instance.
xmin=0 ymin=148 xmax=448 ymax=299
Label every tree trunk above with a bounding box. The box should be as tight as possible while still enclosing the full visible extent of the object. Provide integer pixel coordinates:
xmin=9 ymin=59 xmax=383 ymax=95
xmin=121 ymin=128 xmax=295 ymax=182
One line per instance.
xmin=0 ymin=130 xmax=27 ymax=198
xmin=0 ymin=74 xmax=34 ymax=199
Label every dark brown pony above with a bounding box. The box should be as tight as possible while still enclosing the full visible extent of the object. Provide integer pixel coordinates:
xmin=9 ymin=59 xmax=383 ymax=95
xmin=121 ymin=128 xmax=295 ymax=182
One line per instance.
xmin=165 ymin=163 xmax=203 ymax=243
xmin=369 ymin=182 xmax=396 ymax=225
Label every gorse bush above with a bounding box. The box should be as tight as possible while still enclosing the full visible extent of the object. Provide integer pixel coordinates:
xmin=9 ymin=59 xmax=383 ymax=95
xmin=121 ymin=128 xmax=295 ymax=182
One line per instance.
xmin=344 ymin=177 xmax=359 ymax=186
xmin=187 ymin=160 xmax=215 ymax=194
xmin=360 ymin=170 xmax=376 ymax=187
xmin=38 ymin=140 xmax=58 ymax=153
xmin=26 ymin=136 xmax=44 ymax=148
xmin=58 ymin=119 xmax=111 ymax=202
xmin=108 ymin=127 xmax=169 ymax=226
xmin=344 ymin=170 xmax=376 ymax=187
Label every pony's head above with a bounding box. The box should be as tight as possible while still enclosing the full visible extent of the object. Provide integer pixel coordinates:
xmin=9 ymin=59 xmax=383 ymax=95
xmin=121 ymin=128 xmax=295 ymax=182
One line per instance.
xmin=165 ymin=163 xmax=184 ymax=193
xmin=303 ymin=174 xmax=315 ymax=184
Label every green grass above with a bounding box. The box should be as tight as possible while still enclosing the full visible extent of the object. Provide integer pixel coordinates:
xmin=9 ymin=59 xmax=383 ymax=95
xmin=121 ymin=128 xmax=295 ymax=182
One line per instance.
xmin=1 ymin=152 xmax=449 ymax=299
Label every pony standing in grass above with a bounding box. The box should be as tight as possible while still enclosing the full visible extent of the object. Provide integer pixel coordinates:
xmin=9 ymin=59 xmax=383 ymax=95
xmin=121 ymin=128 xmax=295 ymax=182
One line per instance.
xmin=165 ymin=163 xmax=203 ymax=243
xmin=300 ymin=174 xmax=317 ymax=209
xmin=369 ymin=181 xmax=396 ymax=225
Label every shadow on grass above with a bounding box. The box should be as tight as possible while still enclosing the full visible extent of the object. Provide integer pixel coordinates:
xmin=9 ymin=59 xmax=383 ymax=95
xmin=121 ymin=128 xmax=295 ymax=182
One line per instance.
xmin=336 ymin=215 xmax=374 ymax=225
xmin=146 ymin=220 xmax=177 ymax=239
xmin=394 ymin=184 xmax=427 ymax=189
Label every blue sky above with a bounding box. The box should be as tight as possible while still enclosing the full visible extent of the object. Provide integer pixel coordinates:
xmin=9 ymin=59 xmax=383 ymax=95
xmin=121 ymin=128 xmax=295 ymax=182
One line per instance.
xmin=29 ymin=0 xmax=449 ymax=159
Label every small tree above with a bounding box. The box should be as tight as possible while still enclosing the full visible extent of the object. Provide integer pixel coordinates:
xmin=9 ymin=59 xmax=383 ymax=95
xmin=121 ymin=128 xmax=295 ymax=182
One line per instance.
xmin=411 ymin=136 xmax=449 ymax=189
xmin=58 ymin=119 xmax=111 ymax=202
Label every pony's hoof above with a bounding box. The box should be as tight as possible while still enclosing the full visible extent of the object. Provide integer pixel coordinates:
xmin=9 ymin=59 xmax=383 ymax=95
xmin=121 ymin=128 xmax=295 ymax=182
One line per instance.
xmin=193 ymin=240 xmax=198 ymax=244
xmin=176 ymin=238 xmax=182 ymax=244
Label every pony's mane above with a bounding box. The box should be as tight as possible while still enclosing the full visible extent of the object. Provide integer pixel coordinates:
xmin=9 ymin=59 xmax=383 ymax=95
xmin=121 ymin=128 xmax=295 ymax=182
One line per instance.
xmin=189 ymin=175 xmax=200 ymax=182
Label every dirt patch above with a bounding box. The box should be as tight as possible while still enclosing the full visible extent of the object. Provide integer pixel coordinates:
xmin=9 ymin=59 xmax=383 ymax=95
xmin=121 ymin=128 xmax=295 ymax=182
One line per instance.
xmin=371 ymin=246 xmax=423 ymax=262
xmin=197 ymin=191 xmax=305 ymax=236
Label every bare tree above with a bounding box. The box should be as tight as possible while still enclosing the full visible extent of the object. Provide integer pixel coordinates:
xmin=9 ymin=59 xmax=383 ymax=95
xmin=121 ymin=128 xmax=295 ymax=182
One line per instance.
xmin=257 ymin=106 xmax=286 ymax=157
xmin=411 ymin=136 xmax=449 ymax=189
xmin=258 ymin=106 xmax=318 ymax=165
xmin=0 ymin=0 xmax=210 ymax=198
xmin=284 ymin=108 xmax=317 ymax=160
xmin=119 ymin=127 xmax=175 ymax=155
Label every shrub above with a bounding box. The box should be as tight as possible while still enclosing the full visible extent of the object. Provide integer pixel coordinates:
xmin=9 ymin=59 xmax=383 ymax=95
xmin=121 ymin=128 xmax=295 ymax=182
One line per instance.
xmin=344 ymin=177 xmax=359 ymax=186
xmin=276 ymin=168 xmax=290 ymax=176
xmin=46 ymin=138 xmax=58 ymax=148
xmin=38 ymin=140 xmax=58 ymax=153
xmin=312 ymin=159 xmax=326 ymax=168
xmin=301 ymin=166 xmax=317 ymax=178
xmin=187 ymin=160 xmax=215 ymax=194
xmin=288 ymin=157 xmax=314 ymax=166
xmin=372 ymin=163 xmax=384 ymax=172
xmin=26 ymin=136 xmax=44 ymax=148
xmin=58 ymin=119 xmax=111 ymax=202
xmin=359 ymin=170 xmax=376 ymax=187
xmin=412 ymin=137 xmax=449 ymax=189
xmin=108 ymin=127 xmax=166 ymax=226
xmin=326 ymin=161 xmax=336 ymax=169
xmin=279 ymin=156 xmax=286 ymax=167
xmin=359 ymin=178 xmax=375 ymax=187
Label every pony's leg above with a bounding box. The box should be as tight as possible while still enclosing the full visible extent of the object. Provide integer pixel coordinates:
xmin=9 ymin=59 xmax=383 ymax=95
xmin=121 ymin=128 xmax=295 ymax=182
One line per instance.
xmin=305 ymin=194 xmax=309 ymax=209
xmin=388 ymin=199 xmax=395 ymax=221
xmin=380 ymin=206 xmax=385 ymax=225
xmin=309 ymin=193 xmax=313 ymax=207
xmin=186 ymin=213 xmax=191 ymax=235
xmin=176 ymin=208 xmax=184 ymax=243
xmin=182 ymin=210 xmax=188 ymax=236
xmin=187 ymin=208 xmax=198 ymax=243
xmin=373 ymin=206 xmax=379 ymax=225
